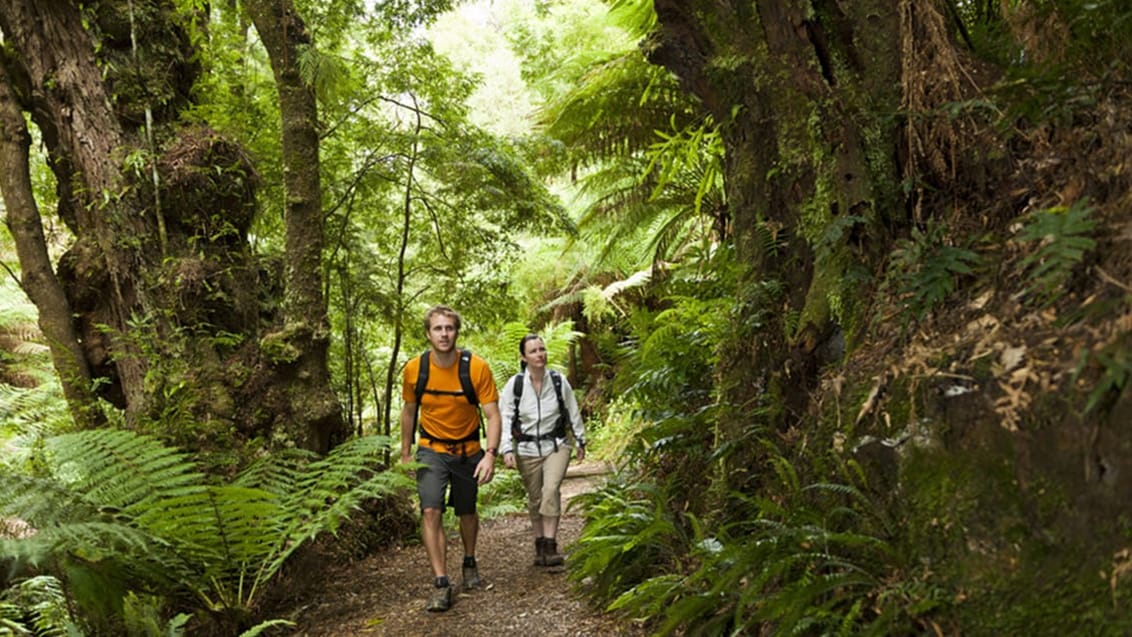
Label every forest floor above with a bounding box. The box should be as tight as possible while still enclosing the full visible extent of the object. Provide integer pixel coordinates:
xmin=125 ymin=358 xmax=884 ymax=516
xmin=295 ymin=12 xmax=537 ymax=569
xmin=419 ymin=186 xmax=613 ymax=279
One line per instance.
xmin=284 ymin=461 xmax=650 ymax=637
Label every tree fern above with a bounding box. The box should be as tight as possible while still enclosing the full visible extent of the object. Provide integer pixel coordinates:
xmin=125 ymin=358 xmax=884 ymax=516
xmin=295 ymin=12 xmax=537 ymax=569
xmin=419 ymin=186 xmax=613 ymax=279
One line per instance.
xmin=0 ymin=575 xmax=76 ymax=637
xmin=537 ymin=13 xmax=725 ymax=274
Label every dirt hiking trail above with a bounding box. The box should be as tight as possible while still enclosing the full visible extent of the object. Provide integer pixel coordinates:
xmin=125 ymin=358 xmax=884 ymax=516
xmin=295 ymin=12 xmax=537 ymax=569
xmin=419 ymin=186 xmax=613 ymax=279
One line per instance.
xmin=288 ymin=462 xmax=648 ymax=636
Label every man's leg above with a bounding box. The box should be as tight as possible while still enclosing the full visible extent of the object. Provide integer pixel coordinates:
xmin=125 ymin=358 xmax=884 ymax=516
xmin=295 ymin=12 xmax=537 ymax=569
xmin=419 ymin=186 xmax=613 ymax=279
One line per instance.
xmin=451 ymin=451 xmax=483 ymax=589
xmin=458 ymin=513 xmax=483 ymax=589
xmin=416 ymin=448 xmax=454 ymax=611
xmin=459 ymin=512 xmax=479 ymax=558
xmin=422 ymin=507 xmax=448 ymax=577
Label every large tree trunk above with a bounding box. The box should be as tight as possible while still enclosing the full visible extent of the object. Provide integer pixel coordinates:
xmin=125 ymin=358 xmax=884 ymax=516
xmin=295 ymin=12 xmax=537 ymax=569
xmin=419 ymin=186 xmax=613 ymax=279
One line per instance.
xmin=648 ymin=0 xmax=905 ymax=490
xmin=0 ymin=0 xmax=345 ymax=462
xmin=246 ymin=0 xmax=345 ymax=453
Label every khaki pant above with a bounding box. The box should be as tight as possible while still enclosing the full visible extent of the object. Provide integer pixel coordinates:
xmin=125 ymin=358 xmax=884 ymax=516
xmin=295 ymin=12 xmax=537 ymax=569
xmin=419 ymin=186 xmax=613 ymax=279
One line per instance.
xmin=515 ymin=445 xmax=572 ymax=521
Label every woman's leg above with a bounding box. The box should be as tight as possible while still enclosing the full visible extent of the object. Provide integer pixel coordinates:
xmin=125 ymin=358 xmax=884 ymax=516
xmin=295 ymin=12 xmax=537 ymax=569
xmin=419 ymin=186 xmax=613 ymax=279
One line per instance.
xmin=538 ymin=445 xmax=572 ymax=565
xmin=516 ymin=454 xmax=548 ymax=563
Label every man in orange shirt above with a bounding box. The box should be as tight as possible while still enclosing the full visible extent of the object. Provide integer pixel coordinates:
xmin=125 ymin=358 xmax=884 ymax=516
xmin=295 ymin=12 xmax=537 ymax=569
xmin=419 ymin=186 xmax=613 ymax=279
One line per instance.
xmin=400 ymin=305 xmax=501 ymax=612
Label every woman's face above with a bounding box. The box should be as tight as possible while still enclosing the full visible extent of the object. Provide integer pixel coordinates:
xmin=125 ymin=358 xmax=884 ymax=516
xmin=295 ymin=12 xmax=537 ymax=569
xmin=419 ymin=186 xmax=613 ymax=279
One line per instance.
xmin=522 ymin=338 xmax=548 ymax=369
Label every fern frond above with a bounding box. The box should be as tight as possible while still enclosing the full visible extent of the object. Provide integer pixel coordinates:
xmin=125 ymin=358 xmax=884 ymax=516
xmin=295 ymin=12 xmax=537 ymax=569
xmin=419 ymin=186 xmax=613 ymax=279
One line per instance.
xmin=1 ymin=429 xmax=414 ymax=624
xmin=0 ymin=575 xmax=75 ymax=637
xmin=232 ymin=448 xmax=320 ymax=496
xmin=45 ymin=430 xmax=205 ymax=514
xmin=0 ymin=473 xmax=102 ymax=528
xmin=1017 ymin=198 xmax=1097 ymax=307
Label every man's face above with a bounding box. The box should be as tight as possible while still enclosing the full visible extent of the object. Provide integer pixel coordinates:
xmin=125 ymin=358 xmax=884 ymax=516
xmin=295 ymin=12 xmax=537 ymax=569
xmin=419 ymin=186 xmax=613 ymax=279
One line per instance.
xmin=427 ymin=314 xmax=458 ymax=353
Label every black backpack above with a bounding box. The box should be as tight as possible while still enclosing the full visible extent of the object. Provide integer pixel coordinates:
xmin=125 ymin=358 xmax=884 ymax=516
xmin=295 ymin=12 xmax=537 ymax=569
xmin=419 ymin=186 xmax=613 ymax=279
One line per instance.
xmin=509 ymin=370 xmax=570 ymax=444
xmin=413 ymin=348 xmax=482 ymax=445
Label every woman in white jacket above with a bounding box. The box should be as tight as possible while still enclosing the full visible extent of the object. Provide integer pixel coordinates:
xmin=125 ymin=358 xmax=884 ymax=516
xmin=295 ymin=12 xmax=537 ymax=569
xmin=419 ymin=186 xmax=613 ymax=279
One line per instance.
xmin=499 ymin=334 xmax=586 ymax=567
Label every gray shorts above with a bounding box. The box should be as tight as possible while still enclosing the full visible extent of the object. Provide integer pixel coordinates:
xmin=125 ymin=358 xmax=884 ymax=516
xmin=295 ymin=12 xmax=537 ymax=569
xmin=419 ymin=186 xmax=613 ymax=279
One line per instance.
xmin=415 ymin=446 xmax=482 ymax=515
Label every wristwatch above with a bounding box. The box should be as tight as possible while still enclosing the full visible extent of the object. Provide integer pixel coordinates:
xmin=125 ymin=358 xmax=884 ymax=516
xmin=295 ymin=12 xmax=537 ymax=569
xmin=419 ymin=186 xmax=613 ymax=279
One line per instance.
xmin=485 ymin=447 xmax=498 ymax=456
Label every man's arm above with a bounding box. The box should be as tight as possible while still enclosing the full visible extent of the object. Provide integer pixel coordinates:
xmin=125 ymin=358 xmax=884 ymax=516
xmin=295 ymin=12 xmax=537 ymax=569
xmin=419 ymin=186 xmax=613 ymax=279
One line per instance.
xmin=400 ymin=402 xmax=416 ymax=464
xmin=474 ymin=401 xmax=502 ymax=484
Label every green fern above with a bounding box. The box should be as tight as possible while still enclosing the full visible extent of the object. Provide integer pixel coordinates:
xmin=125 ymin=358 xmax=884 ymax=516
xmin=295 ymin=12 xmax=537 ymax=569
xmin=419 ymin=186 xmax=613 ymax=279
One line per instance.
xmin=578 ymin=464 xmax=917 ymax=635
xmin=1016 ymin=199 xmax=1097 ymax=308
xmin=567 ymin=477 xmax=688 ymax=606
xmin=888 ymin=223 xmax=981 ymax=322
xmin=0 ymin=430 xmax=412 ymax=632
xmin=1073 ymin=341 xmax=1132 ymax=414
xmin=0 ymin=575 xmax=77 ymax=636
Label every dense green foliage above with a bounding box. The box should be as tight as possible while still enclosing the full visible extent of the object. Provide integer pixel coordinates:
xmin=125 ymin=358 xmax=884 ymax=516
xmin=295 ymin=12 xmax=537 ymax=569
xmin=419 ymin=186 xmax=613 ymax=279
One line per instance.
xmin=5 ymin=0 xmax=1132 ymax=634
xmin=0 ymin=429 xmax=409 ymax=634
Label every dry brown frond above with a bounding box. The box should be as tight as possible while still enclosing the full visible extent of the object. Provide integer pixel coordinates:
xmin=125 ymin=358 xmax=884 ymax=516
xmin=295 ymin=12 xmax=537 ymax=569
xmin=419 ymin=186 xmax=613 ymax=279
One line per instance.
xmin=899 ymin=0 xmax=1005 ymax=224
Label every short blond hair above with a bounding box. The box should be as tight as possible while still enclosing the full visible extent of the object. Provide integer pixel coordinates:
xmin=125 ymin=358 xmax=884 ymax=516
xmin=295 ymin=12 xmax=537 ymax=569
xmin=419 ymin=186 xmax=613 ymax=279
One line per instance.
xmin=423 ymin=305 xmax=462 ymax=333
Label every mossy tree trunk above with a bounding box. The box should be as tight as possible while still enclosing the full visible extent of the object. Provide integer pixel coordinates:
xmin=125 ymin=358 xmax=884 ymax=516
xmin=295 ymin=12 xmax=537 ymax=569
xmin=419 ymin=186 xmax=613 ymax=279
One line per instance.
xmin=648 ymin=0 xmax=907 ymax=493
xmin=0 ymin=0 xmax=345 ymax=462
xmin=246 ymin=0 xmax=344 ymax=454
xmin=0 ymin=63 xmax=101 ymax=427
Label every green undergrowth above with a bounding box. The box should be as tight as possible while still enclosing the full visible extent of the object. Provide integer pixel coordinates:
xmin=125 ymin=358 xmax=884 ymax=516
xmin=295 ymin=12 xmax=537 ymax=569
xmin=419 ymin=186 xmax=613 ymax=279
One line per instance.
xmin=0 ymin=429 xmax=412 ymax=636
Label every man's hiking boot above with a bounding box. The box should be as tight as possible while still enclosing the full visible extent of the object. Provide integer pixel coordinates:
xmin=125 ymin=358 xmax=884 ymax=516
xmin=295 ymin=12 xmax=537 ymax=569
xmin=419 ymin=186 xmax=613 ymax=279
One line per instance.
xmin=543 ymin=538 xmax=565 ymax=567
xmin=426 ymin=584 xmax=452 ymax=612
xmin=462 ymin=563 xmax=482 ymax=590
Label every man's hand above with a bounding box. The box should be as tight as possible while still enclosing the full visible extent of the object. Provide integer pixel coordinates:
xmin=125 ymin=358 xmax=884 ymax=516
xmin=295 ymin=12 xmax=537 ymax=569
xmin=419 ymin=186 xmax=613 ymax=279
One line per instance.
xmin=503 ymin=451 xmax=516 ymax=469
xmin=474 ymin=453 xmax=495 ymax=484
xmin=400 ymin=450 xmax=417 ymax=479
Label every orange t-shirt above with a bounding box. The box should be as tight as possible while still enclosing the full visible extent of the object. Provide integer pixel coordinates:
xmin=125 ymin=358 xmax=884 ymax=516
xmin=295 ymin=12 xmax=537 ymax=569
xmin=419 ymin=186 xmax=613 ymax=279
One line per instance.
xmin=402 ymin=351 xmax=499 ymax=454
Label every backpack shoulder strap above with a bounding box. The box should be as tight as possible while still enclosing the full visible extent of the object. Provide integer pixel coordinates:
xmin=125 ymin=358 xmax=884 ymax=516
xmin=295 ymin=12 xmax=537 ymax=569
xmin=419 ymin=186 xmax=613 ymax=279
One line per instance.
xmin=458 ymin=349 xmax=478 ymax=406
xmin=412 ymin=351 xmax=429 ymax=439
xmin=510 ymin=373 xmax=524 ymax=439
xmin=414 ymin=351 xmax=431 ymax=404
xmin=549 ymin=369 xmax=563 ymax=398
xmin=549 ymin=370 xmax=568 ymax=438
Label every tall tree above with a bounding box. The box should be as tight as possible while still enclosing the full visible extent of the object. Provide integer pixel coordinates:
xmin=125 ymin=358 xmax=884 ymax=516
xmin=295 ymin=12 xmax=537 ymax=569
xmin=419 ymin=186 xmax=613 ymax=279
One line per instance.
xmin=245 ymin=0 xmax=343 ymax=453
xmin=0 ymin=0 xmax=346 ymax=460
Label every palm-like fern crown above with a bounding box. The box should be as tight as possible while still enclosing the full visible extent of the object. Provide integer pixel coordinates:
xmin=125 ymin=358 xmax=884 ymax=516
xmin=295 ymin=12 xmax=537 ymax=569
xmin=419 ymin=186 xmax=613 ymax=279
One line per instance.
xmin=536 ymin=7 xmax=725 ymax=277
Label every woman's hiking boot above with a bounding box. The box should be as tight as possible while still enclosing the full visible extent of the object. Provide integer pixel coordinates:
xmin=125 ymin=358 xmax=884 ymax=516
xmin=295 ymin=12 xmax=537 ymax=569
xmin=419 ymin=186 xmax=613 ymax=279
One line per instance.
xmin=534 ymin=537 xmax=547 ymax=566
xmin=426 ymin=583 xmax=452 ymax=612
xmin=543 ymin=538 xmax=565 ymax=567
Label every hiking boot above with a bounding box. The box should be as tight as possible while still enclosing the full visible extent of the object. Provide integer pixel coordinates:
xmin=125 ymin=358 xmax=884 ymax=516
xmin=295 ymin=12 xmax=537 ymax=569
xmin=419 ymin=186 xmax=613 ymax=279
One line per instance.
xmin=534 ymin=537 xmax=546 ymax=566
xmin=543 ymin=538 xmax=565 ymax=567
xmin=462 ymin=563 xmax=482 ymax=590
xmin=426 ymin=584 xmax=452 ymax=612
